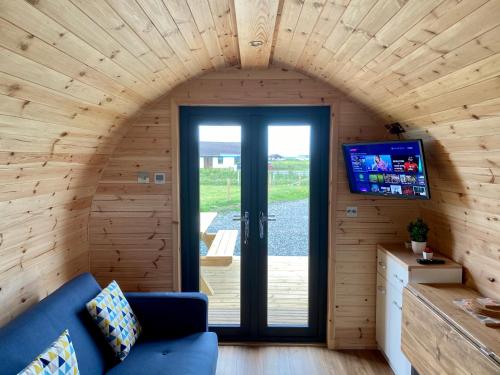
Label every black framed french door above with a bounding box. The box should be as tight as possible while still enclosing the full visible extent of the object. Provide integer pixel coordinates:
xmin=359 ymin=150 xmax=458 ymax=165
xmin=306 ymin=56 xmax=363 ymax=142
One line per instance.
xmin=180 ymin=106 xmax=330 ymax=342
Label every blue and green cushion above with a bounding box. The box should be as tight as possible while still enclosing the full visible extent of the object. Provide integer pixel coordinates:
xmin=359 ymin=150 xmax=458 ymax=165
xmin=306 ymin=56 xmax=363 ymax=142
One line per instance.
xmin=18 ymin=329 xmax=79 ymax=375
xmin=86 ymin=281 xmax=141 ymax=361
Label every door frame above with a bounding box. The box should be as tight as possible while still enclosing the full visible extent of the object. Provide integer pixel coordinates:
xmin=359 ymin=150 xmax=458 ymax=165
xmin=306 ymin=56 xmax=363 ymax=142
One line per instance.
xmin=179 ymin=106 xmax=330 ymax=342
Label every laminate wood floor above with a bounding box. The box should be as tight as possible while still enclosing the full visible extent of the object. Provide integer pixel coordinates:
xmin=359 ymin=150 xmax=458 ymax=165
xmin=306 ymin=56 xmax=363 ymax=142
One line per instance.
xmin=216 ymin=346 xmax=393 ymax=375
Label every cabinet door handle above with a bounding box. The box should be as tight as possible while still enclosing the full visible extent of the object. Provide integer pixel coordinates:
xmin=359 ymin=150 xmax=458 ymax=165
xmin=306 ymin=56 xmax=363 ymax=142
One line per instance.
xmin=378 ymin=261 xmax=386 ymax=270
xmin=393 ymin=273 xmax=404 ymax=284
xmin=392 ymin=300 xmax=402 ymax=311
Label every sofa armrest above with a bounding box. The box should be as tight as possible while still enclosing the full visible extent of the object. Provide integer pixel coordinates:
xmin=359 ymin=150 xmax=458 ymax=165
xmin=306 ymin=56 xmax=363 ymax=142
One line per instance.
xmin=125 ymin=292 xmax=208 ymax=338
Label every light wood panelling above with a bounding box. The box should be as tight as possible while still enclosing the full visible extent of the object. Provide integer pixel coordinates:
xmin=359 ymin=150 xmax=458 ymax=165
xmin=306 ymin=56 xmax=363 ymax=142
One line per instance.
xmin=0 ymin=0 xmax=499 ymax=352
xmin=234 ymin=0 xmax=279 ymax=68
xmin=90 ymin=100 xmax=173 ymax=292
xmin=332 ymin=101 xmax=419 ymax=349
xmin=274 ymin=0 xmax=500 ymax=303
xmin=404 ymin=125 xmax=500 ymax=300
xmin=386 ymin=3 xmax=500 ymax=300
xmin=90 ymin=69 xmax=419 ymax=349
xmin=0 ymin=0 xmax=237 ymax=326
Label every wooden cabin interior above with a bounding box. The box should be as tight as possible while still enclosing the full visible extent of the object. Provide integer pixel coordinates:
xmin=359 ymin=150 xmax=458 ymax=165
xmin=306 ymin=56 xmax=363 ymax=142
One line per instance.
xmin=0 ymin=1 xmax=499 ymax=374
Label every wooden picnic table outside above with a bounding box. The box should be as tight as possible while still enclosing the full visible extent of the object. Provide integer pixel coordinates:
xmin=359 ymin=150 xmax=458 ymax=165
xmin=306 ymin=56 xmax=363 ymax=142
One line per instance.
xmin=200 ymin=212 xmax=217 ymax=248
xmin=199 ymin=212 xmax=217 ymax=295
xmin=200 ymin=212 xmax=217 ymax=234
xmin=199 ymin=212 xmax=238 ymax=296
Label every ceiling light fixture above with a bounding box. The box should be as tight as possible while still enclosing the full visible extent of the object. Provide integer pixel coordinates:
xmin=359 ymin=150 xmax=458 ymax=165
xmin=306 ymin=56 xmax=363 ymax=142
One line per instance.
xmin=249 ymin=40 xmax=263 ymax=47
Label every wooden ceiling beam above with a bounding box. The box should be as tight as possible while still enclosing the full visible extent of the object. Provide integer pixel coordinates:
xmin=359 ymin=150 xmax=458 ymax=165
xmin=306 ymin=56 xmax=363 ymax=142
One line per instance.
xmin=234 ymin=0 xmax=280 ymax=69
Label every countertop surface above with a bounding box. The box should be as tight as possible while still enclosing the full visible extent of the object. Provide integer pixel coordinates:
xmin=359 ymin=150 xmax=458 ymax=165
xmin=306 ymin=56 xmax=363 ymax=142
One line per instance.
xmin=407 ymin=283 xmax=500 ymax=363
xmin=378 ymin=243 xmax=462 ymax=271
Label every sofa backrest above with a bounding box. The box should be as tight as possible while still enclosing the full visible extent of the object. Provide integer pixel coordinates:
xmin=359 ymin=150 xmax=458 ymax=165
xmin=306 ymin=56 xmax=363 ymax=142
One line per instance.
xmin=0 ymin=273 xmax=115 ymax=375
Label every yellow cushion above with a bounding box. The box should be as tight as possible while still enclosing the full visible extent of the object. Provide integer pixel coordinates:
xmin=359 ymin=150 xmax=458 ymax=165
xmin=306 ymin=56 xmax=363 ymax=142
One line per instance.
xmin=18 ymin=329 xmax=79 ymax=375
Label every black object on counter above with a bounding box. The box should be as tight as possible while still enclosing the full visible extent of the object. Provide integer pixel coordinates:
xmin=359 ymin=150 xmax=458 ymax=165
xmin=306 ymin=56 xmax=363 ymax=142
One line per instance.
xmin=416 ymin=258 xmax=446 ymax=265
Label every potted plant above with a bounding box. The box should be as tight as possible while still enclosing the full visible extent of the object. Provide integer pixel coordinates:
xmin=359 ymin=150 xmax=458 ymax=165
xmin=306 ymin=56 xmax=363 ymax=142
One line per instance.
xmin=423 ymin=246 xmax=433 ymax=260
xmin=407 ymin=218 xmax=429 ymax=254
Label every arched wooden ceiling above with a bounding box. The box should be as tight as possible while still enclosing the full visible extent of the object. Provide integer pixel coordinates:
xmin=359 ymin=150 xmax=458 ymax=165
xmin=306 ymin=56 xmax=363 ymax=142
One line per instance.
xmin=3 ymin=0 xmax=499 ymax=124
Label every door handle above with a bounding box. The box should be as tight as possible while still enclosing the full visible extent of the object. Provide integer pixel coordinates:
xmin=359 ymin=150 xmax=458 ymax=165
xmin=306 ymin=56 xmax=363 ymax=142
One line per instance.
xmin=259 ymin=211 xmax=276 ymax=239
xmin=233 ymin=211 xmax=250 ymax=245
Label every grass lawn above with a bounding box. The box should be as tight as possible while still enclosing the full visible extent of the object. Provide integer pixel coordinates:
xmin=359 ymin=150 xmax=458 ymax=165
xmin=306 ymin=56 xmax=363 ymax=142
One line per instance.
xmin=200 ymin=159 xmax=310 ymax=212
xmin=270 ymin=159 xmax=309 ymax=170
xmin=200 ymin=185 xmax=309 ymax=212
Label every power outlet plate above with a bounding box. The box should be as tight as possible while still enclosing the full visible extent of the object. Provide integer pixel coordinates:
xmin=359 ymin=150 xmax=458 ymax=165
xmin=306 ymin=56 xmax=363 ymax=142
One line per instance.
xmin=346 ymin=206 xmax=358 ymax=217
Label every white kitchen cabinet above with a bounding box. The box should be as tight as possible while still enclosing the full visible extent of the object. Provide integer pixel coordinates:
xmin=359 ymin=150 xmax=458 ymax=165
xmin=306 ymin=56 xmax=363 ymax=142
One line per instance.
xmin=376 ymin=244 xmax=462 ymax=375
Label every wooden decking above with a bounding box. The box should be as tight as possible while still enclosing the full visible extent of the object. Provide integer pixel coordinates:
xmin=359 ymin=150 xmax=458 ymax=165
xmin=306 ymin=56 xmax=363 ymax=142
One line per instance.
xmin=201 ymin=256 xmax=308 ymax=326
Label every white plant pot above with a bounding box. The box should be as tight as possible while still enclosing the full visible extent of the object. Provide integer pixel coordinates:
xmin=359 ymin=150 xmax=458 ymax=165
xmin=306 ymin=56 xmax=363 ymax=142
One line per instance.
xmin=423 ymin=252 xmax=433 ymax=260
xmin=411 ymin=241 xmax=427 ymax=254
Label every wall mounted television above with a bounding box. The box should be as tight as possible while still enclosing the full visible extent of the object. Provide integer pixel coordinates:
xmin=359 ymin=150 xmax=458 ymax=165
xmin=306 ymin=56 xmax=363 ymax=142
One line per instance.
xmin=342 ymin=140 xmax=430 ymax=200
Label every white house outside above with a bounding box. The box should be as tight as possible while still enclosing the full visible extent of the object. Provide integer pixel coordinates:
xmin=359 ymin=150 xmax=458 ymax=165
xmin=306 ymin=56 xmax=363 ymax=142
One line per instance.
xmin=199 ymin=141 xmax=241 ymax=170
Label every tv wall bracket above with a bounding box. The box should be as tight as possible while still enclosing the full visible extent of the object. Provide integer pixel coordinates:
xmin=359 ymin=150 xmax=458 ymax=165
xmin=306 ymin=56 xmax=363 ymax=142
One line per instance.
xmin=385 ymin=122 xmax=406 ymax=139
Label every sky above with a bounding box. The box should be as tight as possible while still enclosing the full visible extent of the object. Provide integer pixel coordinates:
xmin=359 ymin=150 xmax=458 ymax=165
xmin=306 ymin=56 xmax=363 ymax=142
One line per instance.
xmin=199 ymin=125 xmax=310 ymax=157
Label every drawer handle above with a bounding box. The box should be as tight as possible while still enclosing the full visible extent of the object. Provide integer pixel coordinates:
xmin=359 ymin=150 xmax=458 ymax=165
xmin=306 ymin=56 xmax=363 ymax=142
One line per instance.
xmin=393 ymin=273 xmax=404 ymax=283
xmin=392 ymin=300 xmax=402 ymax=311
xmin=378 ymin=261 xmax=386 ymax=270
xmin=377 ymin=286 xmax=386 ymax=294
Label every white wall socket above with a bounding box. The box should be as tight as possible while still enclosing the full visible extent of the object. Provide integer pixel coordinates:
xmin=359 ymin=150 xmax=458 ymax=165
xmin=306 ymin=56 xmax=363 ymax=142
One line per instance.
xmin=346 ymin=206 xmax=358 ymax=217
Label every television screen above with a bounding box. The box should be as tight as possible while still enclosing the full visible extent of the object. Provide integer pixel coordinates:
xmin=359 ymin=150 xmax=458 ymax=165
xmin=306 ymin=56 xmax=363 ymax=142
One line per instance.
xmin=342 ymin=140 xmax=430 ymax=199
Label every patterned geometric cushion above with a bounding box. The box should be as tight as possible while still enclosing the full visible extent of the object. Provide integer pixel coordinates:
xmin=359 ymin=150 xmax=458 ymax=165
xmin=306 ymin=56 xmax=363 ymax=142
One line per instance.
xmin=86 ymin=281 xmax=141 ymax=361
xmin=18 ymin=329 xmax=79 ymax=375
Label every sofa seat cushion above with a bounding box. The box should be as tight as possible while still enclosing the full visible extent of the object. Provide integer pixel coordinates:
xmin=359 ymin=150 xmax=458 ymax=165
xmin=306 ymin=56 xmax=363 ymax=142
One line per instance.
xmin=106 ymin=332 xmax=218 ymax=375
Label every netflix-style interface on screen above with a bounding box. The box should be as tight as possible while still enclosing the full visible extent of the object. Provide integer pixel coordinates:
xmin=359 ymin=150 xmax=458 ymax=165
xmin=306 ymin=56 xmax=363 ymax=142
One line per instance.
xmin=343 ymin=141 xmax=429 ymax=199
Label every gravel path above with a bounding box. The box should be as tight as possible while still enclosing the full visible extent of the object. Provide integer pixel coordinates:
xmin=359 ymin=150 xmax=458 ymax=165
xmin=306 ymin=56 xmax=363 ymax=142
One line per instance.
xmin=200 ymin=199 xmax=309 ymax=256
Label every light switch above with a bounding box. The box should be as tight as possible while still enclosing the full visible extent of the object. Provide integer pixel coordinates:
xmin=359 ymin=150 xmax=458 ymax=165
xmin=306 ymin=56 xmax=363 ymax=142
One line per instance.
xmin=346 ymin=206 xmax=358 ymax=217
xmin=137 ymin=172 xmax=150 ymax=184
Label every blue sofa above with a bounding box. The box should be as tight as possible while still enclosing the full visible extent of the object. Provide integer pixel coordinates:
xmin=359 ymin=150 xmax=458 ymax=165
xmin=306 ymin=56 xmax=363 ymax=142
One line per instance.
xmin=0 ymin=273 xmax=218 ymax=375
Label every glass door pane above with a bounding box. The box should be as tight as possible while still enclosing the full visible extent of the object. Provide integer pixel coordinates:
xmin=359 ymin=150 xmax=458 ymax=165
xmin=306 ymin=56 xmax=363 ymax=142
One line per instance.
xmin=267 ymin=125 xmax=310 ymax=326
xmin=198 ymin=125 xmax=241 ymax=326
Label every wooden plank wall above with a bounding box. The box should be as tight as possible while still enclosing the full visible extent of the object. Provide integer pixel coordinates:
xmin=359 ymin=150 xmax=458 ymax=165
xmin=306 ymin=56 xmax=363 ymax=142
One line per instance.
xmin=284 ymin=0 xmax=500 ymax=302
xmin=332 ymin=0 xmax=500 ymax=302
xmin=0 ymin=0 xmax=232 ymax=327
xmin=90 ymin=101 xmax=174 ymax=292
xmin=1 ymin=0 xmax=498 ymax=347
xmin=395 ymin=76 xmax=500 ymax=301
xmin=89 ymin=69 xmax=419 ymax=349
xmin=0 ymin=1 xmax=145 ymax=326
xmin=333 ymin=103 xmax=419 ymax=349
xmin=273 ymin=0 xmax=500 ymax=310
